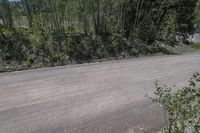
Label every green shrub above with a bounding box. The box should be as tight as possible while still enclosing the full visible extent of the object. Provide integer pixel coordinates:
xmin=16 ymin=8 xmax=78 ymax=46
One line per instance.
xmin=66 ymin=35 xmax=95 ymax=62
xmin=193 ymin=42 xmax=200 ymax=49
xmin=129 ymin=48 xmax=139 ymax=56
xmin=0 ymin=28 xmax=31 ymax=62
xmin=152 ymin=73 xmax=200 ymax=133
xmin=26 ymin=55 xmax=35 ymax=67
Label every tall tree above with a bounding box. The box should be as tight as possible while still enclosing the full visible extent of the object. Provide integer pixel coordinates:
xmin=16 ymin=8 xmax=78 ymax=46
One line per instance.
xmin=22 ymin=0 xmax=33 ymax=27
xmin=0 ymin=0 xmax=13 ymax=27
xmin=176 ymin=0 xmax=199 ymax=37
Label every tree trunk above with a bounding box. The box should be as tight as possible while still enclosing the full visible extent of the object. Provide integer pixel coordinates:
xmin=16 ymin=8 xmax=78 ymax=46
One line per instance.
xmin=22 ymin=0 xmax=33 ymax=27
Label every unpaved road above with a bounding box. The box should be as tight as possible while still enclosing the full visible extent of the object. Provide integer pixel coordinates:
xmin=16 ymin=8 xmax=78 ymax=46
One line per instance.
xmin=0 ymin=53 xmax=200 ymax=133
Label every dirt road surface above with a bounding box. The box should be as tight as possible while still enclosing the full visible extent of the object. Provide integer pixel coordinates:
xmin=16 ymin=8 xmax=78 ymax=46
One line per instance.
xmin=0 ymin=53 xmax=200 ymax=133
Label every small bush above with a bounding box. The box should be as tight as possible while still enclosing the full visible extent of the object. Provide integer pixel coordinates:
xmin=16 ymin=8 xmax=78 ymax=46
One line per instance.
xmin=0 ymin=28 xmax=31 ymax=62
xmin=193 ymin=42 xmax=200 ymax=49
xmin=152 ymin=73 xmax=200 ymax=133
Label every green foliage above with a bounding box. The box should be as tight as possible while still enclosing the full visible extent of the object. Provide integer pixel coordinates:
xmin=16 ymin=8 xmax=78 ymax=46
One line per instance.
xmin=0 ymin=26 xmax=30 ymax=62
xmin=152 ymin=73 xmax=200 ymax=133
xmin=0 ymin=0 xmax=199 ymax=72
xmin=176 ymin=0 xmax=198 ymax=36
xmin=195 ymin=1 xmax=200 ymax=32
xmin=193 ymin=42 xmax=200 ymax=49
xmin=0 ymin=0 xmax=13 ymax=27
xmin=66 ymin=34 xmax=95 ymax=62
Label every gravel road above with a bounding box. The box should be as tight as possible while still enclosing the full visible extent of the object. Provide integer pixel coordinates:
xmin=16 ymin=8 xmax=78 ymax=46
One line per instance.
xmin=0 ymin=53 xmax=200 ymax=133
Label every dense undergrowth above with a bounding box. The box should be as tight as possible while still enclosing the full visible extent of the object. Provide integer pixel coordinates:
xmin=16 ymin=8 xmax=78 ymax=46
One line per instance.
xmin=1 ymin=0 xmax=199 ymax=72
xmin=0 ymin=26 xmax=172 ymax=72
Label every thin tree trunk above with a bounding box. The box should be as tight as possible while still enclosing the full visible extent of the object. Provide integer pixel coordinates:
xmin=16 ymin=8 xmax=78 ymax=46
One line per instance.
xmin=77 ymin=0 xmax=88 ymax=35
xmin=23 ymin=0 xmax=33 ymax=27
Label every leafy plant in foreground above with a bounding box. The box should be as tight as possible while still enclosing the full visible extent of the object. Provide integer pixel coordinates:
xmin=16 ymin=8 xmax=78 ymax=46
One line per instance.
xmin=152 ymin=73 xmax=200 ymax=133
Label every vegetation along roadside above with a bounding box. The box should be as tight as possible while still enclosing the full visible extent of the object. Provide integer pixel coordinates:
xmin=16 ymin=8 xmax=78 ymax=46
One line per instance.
xmin=1 ymin=0 xmax=200 ymax=72
xmin=152 ymin=73 xmax=200 ymax=133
